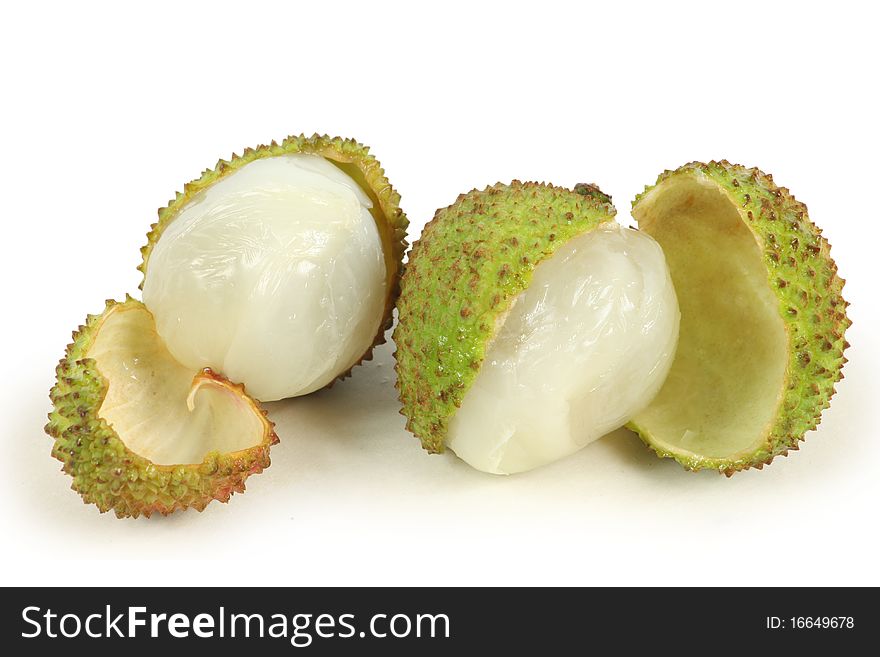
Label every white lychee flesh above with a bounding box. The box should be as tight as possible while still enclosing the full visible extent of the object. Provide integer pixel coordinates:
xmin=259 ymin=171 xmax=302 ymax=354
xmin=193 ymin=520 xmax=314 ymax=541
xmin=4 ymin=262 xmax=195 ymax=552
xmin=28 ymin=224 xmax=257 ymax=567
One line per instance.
xmin=142 ymin=154 xmax=387 ymax=402
xmin=446 ymin=224 xmax=680 ymax=474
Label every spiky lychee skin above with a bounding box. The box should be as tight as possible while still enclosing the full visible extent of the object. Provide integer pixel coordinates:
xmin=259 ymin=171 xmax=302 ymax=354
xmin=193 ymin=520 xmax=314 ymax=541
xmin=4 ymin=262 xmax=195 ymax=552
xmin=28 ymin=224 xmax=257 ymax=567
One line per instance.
xmin=394 ymin=181 xmax=616 ymax=453
xmin=138 ymin=134 xmax=409 ymax=386
xmin=628 ymin=161 xmax=850 ymax=474
xmin=45 ymin=298 xmax=279 ymax=519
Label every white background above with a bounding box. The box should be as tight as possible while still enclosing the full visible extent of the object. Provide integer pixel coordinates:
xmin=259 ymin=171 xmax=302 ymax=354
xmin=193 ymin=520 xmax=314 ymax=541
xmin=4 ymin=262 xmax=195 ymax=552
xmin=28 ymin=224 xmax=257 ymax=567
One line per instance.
xmin=1 ymin=0 xmax=877 ymax=586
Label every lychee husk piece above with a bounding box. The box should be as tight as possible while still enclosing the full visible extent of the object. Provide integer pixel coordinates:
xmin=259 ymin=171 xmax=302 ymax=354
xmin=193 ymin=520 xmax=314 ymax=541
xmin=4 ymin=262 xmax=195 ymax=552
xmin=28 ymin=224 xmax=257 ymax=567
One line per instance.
xmin=45 ymin=297 xmax=278 ymax=518
xmin=628 ymin=161 xmax=850 ymax=474
xmin=394 ymin=181 xmax=616 ymax=453
xmin=138 ymin=133 xmax=409 ymax=385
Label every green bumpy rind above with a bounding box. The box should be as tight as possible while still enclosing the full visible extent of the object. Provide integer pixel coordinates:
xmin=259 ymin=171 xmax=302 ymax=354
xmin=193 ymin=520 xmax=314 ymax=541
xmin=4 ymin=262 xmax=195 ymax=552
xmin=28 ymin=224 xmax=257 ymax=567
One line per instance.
xmin=138 ymin=133 xmax=409 ymax=383
xmin=394 ymin=181 xmax=616 ymax=453
xmin=45 ymin=297 xmax=279 ymax=519
xmin=629 ymin=160 xmax=850 ymax=474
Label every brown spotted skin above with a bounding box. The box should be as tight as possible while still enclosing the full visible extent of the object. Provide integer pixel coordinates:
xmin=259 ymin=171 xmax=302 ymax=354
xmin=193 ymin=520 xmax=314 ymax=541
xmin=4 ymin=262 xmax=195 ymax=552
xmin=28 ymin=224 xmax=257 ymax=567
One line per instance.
xmin=629 ymin=161 xmax=850 ymax=474
xmin=394 ymin=181 xmax=615 ymax=454
xmin=45 ymin=297 xmax=279 ymax=518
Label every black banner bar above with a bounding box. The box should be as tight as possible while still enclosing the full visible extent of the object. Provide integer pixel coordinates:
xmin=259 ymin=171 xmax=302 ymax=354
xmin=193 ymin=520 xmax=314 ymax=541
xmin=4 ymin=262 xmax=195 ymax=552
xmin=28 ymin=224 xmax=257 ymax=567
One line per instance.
xmin=1 ymin=587 xmax=872 ymax=654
